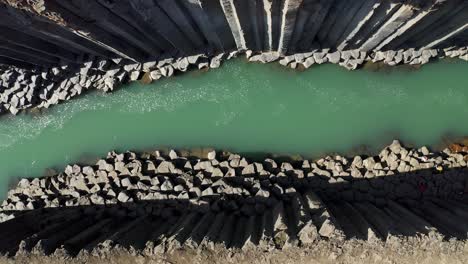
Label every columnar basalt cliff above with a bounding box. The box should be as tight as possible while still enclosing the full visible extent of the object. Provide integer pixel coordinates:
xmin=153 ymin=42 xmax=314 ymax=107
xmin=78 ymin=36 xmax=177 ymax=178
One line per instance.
xmin=0 ymin=2 xmax=467 ymax=262
xmin=0 ymin=141 xmax=468 ymax=260
xmin=0 ymin=0 xmax=466 ymax=115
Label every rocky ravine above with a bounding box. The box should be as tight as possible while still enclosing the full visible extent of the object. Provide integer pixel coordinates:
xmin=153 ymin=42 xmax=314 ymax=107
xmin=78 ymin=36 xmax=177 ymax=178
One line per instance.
xmin=0 ymin=0 xmax=466 ymax=115
xmin=0 ymin=140 xmax=467 ymax=260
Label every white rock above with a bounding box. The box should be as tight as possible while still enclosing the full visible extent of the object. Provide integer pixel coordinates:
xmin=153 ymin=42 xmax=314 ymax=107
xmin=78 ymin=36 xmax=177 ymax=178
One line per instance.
xmin=207 ymin=150 xmax=216 ymax=160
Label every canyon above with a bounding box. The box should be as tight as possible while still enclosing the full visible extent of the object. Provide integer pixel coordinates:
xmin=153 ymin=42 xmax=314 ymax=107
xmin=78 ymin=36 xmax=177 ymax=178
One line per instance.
xmin=0 ymin=1 xmax=466 ymax=263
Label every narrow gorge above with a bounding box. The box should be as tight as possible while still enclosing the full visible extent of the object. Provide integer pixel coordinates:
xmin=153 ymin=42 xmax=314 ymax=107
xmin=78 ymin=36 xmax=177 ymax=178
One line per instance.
xmin=0 ymin=1 xmax=467 ymax=263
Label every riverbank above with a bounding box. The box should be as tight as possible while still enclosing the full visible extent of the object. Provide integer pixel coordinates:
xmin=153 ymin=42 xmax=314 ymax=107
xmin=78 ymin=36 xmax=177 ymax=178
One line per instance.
xmin=1 ymin=48 xmax=467 ymax=116
xmin=0 ymin=140 xmax=467 ymax=259
xmin=2 ymin=140 xmax=468 ymax=213
xmin=1 ymin=60 xmax=468 ymax=199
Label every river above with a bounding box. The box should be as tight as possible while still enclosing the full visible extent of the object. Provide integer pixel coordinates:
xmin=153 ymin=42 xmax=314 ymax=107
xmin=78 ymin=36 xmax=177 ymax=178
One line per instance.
xmin=0 ymin=59 xmax=466 ymax=197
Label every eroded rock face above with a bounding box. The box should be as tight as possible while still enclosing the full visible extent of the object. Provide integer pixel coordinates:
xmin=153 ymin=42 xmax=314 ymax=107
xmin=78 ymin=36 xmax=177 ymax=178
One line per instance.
xmin=0 ymin=0 xmax=466 ymax=115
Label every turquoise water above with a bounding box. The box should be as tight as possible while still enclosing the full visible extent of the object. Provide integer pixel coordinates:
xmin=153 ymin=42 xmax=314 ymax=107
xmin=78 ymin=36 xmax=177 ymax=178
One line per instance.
xmin=0 ymin=59 xmax=467 ymax=197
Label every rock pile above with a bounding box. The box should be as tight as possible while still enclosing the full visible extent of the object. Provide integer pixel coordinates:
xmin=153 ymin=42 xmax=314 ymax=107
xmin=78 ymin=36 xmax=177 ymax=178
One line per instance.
xmin=278 ymin=47 xmax=467 ymax=70
xmin=0 ymin=53 xmax=216 ymax=115
xmin=2 ymin=140 xmax=467 ymax=213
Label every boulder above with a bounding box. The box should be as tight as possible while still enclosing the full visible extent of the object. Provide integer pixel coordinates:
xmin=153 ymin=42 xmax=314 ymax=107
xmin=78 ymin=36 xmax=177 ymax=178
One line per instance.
xmin=279 ymin=55 xmax=295 ymax=66
xmin=264 ymin=158 xmax=278 ymax=171
xmin=117 ymin=192 xmax=130 ymax=203
xmin=210 ymin=54 xmax=224 ymax=68
xmin=157 ymin=161 xmax=175 ymax=174
xmin=313 ymin=52 xmax=328 ymax=64
xmin=297 ymin=222 xmax=318 ymax=245
xmin=187 ymin=54 xmax=202 ymax=64
xmin=352 ymin=156 xmax=363 ymax=168
xmin=303 ymin=57 xmax=315 ymax=68
xmin=194 ymin=161 xmax=213 ymax=171
xmin=168 ymin=149 xmax=178 ymax=160
xmin=420 ymin=146 xmax=430 ymax=156
xmin=150 ymin=70 xmax=162 ymax=81
xmin=281 ymin=162 xmax=294 ymax=172
xmin=129 ymin=71 xmax=140 ymax=81
xmin=201 ymin=187 xmax=214 ymax=197
xmin=82 ymin=166 xmax=95 ymax=176
xmin=207 ymin=150 xmax=216 ymax=160
xmin=327 ymin=51 xmax=341 ymax=64
xmin=389 ymin=140 xmax=403 ymax=154
xmin=174 ymin=185 xmax=185 ymax=192
xmin=211 ymin=168 xmax=224 ymax=177
xmin=363 ymin=157 xmax=376 ymax=169
xmin=161 ymin=179 xmax=174 ymax=191
xmin=160 ymin=65 xmax=174 ymax=77
xmin=121 ymin=178 xmax=132 ymax=188
xmin=242 ymin=164 xmax=256 ymax=176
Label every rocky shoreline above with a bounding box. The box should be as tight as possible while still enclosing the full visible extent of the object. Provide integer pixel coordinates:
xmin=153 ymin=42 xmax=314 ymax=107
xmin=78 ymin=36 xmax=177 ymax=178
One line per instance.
xmin=0 ymin=140 xmax=467 ymax=258
xmin=0 ymin=47 xmax=467 ymax=116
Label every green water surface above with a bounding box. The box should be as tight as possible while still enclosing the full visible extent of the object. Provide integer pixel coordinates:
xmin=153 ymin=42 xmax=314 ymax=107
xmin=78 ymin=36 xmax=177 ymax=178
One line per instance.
xmin=0 ymin=59 xmax=467 ymax=196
